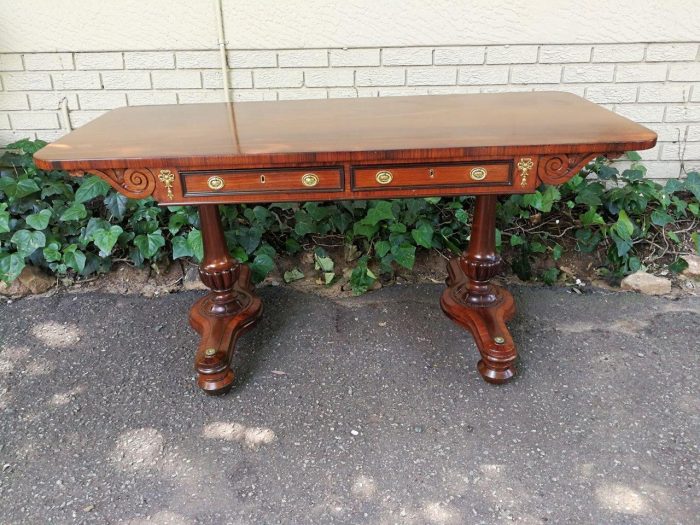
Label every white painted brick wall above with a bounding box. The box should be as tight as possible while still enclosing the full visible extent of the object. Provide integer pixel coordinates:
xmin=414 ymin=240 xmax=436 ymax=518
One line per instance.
xmin=1 ymin=42 xmax=699 ymax=179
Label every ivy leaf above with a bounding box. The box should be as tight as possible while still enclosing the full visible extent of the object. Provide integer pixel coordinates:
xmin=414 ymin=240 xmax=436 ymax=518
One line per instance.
xmin=0 ymin=253 xmax=26 ymax=282
xmin=651 ymin=210 xmax=674 ymax=227
xmin=171 ymin=235 xmax=193 ymax=259
xmin=684 ymin=172 xmax=700 ymax=201
xmin=0 ymin=204 xmax=10 ymax=233
xmin=411 ymin=222 xmax=434 ymax=249
xmin=542 ymin=267 xmax=560 ymax=285
xmin=14 ymin=178 xmax=41 ymax=198
xmin=668 ymin=258 xmax=689 ymax=274
xmin=133 ymin=231 xmax=165 ymax=259
xmin=691 ymin=232 xmax=700 ymax=253
xmin=187 ymin=229 xmax=204 ymax=262
xmin=59 ymin=202 xmax=87 ymax=222
xmin=349 ymin=256 xmax=376 ymax=295
xmin=283 ymin=268 xmax=305 ymax=283
xmin=10 ymin=229 xmax=46 ymax=257
xmin=509 ymin=235 xmax=526 ymax=247
xmin=92 ymin=225 xmax=123 ymax=256
xmin=615 ymin=210 xmax=635 ymax=237
xmin=75 ymin=176 xmax=111 ymax=203
xmin=238 ymin=227 xmax=262 ymax=254
xmin=314 ymin=248 xmax=335 ymax=284
xmin=250 ymin=253 xmax=275 ymax=283
xmin=43 ymin=242 xmax=62 ymax=262
xmin=391 ymin=242 xmax=416 ymax=269
xmin=362 ymin=201 xmax=394 ymax=226
xmin=552 ymin=244 xmax=563 ymax=261
xmin=104 ymin=192 xmax=128 ymax=221
xmin=581 ymin=207 xmax=605 ymax=227
xmin=375 ymin=240 xmax=391 ymax=258
xmin=25 ymin=209 xmax=52 ymax=230
xmin=63 ymin=244 xmax=86 ymax=273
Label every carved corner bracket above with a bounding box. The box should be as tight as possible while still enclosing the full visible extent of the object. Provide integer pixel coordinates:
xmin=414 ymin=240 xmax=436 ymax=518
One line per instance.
xmin=536 ymin=153 xmax=602 ymax=185
xmin=68 ymin=168 xmax=175 ymax=200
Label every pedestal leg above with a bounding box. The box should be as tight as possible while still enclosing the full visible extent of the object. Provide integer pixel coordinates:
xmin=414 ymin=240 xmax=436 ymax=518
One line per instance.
xmin=440 ymin=195 xmax=517 ymax=383
xmin=188 ymin=205 xmax=263 ymax=394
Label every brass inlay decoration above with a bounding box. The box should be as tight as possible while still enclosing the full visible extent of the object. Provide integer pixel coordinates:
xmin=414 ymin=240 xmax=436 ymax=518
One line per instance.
xmin=260 ymin=175 xmax=266 ymax=184
xmin=301 ymin=173 xmax=319 ymax=187
xmin=469 ymin=167 xmax=487 ymax=181
xmin=158 ymin=169 xmax=175 ymax=200
xmin=518 ymin=157 xmax=534 ymax=187
xmin=207 ymin=176 xmax=225 ymax=191
xmin=204 ymin=348 xmax=217 ymax=357
xmin=375 ymin=170 xmax=393 ymax=185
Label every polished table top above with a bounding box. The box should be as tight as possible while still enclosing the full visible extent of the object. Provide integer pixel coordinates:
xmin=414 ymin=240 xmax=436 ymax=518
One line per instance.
xmin=34 ymin=92 xmax=656 ymax=171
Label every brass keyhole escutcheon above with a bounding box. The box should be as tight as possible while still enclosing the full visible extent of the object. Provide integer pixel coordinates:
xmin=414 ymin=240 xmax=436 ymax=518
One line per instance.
xmin=469 ymin=167 xmax=487 ymax=181
xmin=260 ymin=175 xmax=266 ymax=184
xmin=207 ymin=176 xmax=225 ymax=190
xmin=301 ymin=173 xmax=319 ymax=187
xmin=375 ymin=170 xmax=393 ymax=185
xmin=428 ymin=168 xmax=435 ymax=178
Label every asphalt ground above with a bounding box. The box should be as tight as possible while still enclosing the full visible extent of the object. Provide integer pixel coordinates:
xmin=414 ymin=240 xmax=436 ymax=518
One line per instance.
xmin=0 ymin=284 xmax=698 ymax=524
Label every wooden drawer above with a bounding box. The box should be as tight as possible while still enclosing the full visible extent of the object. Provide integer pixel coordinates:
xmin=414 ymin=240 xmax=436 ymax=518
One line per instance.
xmin=351 ymin=162 xmax=512 ymax=190
xmin=181 ymin=167 xmax=344 ymax=196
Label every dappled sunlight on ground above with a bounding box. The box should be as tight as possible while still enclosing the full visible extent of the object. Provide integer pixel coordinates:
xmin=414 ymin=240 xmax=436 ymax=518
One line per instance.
xmin=351 ymin=474 xmax=377 ymax=500
xmin=111 ymin=428 xmax=165 ymax=471
xmin=30 ymin=320 xmax=82 ymax=348
xmin=25 ymin=357 xmax=56 ymax=376
xmin=595 ymin=482 xmax=649 ymax=515
xmin=124 ymin=510 xmax=194 ymax=525
xmin=50 ymin=384 xmax=86 ymax=405
xmin=202 ymin=421 xmax=276 ymax=448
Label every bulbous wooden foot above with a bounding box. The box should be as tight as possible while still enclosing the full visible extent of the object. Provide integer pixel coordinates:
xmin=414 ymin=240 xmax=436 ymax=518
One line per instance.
xmin=189 ymin=265 xmax=262 ymax=395
xmin=441 ymin=259 xmax=516 ymax=384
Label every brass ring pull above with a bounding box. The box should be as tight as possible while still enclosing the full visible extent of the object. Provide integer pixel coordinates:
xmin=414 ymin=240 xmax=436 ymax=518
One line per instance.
xmin=469 ymin=167 xmax=487 ymax=181
xmin=301 ymin=173 xmax=319 ymax=187
xmin=375 ymin=170 xmax=393 ymax=185
xmin=207 ymin=176 xmax=225 ymax=190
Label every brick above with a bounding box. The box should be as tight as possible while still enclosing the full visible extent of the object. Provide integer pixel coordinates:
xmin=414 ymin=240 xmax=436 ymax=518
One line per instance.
xmin=624 ymin=160 xmax=682 ymax=179
xmin=637 ymin=85 xmax=689 ymax=103
xmin=28 ymin=93 xmax=78 ymax=110
xmin=645 ymin=123 xmax=687 ymax=142
xmin=433 ymin=47 xmax=484 ymax=65
xmin=661 ymin=142 xmax=700 ymax=160
xmin=531 ymin=85 xmax=586 ymax=96
xmin=327 ymin=88 xmax=359 ymax=98
xmin=615 ymin=104 xmax=665 ymax=122
xmin=592 ymin=44 xmax=645 ymax=62
xmin=0 ymin=54 xmax=23 ymax=71
xmin=0 ymin=93 xmax=29 ymax=110
xmin=329 ymin=49 xmax=380 ymax=67
xmin=177 ymin=91 xmax=225 ymax=104
xmin=304 ymin=69 xmax=354 ymax=87
xmin=486 ymin=45 xmax=537 ymax=64
xmin=176 ymin=51 xmax=220 ymax=69
xmin=382 ymin=48 xmax=432 ymax=66
xmin=124 ymin=52 xmax=174 ymax=69
xmin=232 ymin=90 xmax=277 ymax=102
xmin=687 ymin=125 xmax=700 ymax=141
xmin=52 ymin=71 xmax=101 ymax=90
xmin=2 ymin=73 xmax=52 ymax=91
xmin=616 ymin=64 xmax=667 ymax=83
xmin=562 ymin=64 xmax=614 ymax=83
xmin=277 ymin=89 xmax=328 ymax=100
xmin=458 ymin=66 xmax=508 ymax=85
xmin=636 ymin=144 xmax=660 ymax=161
xmin=427 ymin=86 xmax=473 ymax=95
xmin=406 ymin=67 xmax=456 ymax=86
xmin=127 ymin=91 xmax=178 ymax=106
xmin=151 ymin=70 xmax=201 ymax=89
xmin=75 ymin=52 xmax=123 ymax=70
xmin=480 ymin=86 xmax=531 ymax=94
xmin=33 ymin=129 xmax=68 ymax=142
xmin=585 ymin=85 xmax=637 ymax=103
xmin=379 ymin=87 xmax=429 ymax=97
xmin=668 ymin=63 xmax=700 ymax=82
xmin=10 ymin=112 xmax=60 ymax=130
xmin=665 ymin=105 xmax=700 ymax=122
xmin=539 ymin=45 xmax=591 ymax=63
xmin=202 ymin=70 xmax=253 ymax=89
xmin=227 ymin=50 xmax=277 ymax=68
xmin=510 ymin=65 xmax=561 ymax=84
xmin=0 ymin=130 xmax=36 ymax=143
xmin=355 ymin=67 xmax=405 ymax=86
xmin=278 ymin=50 xmax=328 ymax=67
xmin=646 ymin=43 xmax=699 ymax=62
xmin=101 ymin=71 xmax=151 ymax=90
xmin=69 ymin=111 xmax=105 ymax=128
xmin=78 ymin=92 xmax=127 ymax=110
xmin=0 ymin=114 xmax=10 ymax=130
xmin=253 ymin=69 xmax=303 ymax=88
xmin=24 ymin=53 xmax=73 ymax=71
xmin=692 ymin=88 xmax=700 ymax=102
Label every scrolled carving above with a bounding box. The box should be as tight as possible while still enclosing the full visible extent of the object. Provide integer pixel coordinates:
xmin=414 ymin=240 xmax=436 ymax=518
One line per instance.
xmin=69 ymin=168 xmax=158 ymax=199
xmin=537 ymin=153 xmax=600 ymax=185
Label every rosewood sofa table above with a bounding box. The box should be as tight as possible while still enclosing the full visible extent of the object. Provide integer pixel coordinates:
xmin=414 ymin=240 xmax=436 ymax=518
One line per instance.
xmin=34 ymin=92 xmax=656 ymax=394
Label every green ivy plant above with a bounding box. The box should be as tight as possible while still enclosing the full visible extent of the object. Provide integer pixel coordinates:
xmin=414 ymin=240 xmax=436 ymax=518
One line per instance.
xmin=1 ymin=139 xmax=698 ymax=294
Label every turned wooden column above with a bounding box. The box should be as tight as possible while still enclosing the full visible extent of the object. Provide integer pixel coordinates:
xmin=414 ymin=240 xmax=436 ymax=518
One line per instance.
xmin=440 ymin=195 xmax=517 ymax=384
xmin=188 ymin=205 xmax=262 ymax=394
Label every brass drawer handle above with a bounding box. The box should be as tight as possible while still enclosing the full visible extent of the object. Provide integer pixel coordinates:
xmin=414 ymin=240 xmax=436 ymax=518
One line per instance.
xmin=469 ymin=167 xmax=487 ymax=181
xmin=301 ymin=173 xmax=319 ymax=187
xmin=375 ymin=170 xmax=393 ymax=185
xmin=207 ymin=176 xmax=225 ymax=190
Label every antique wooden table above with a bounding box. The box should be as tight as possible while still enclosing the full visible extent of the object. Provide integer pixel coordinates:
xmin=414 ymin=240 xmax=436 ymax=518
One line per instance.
xmin=34 ymin=92 xmax=656 ymax=394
